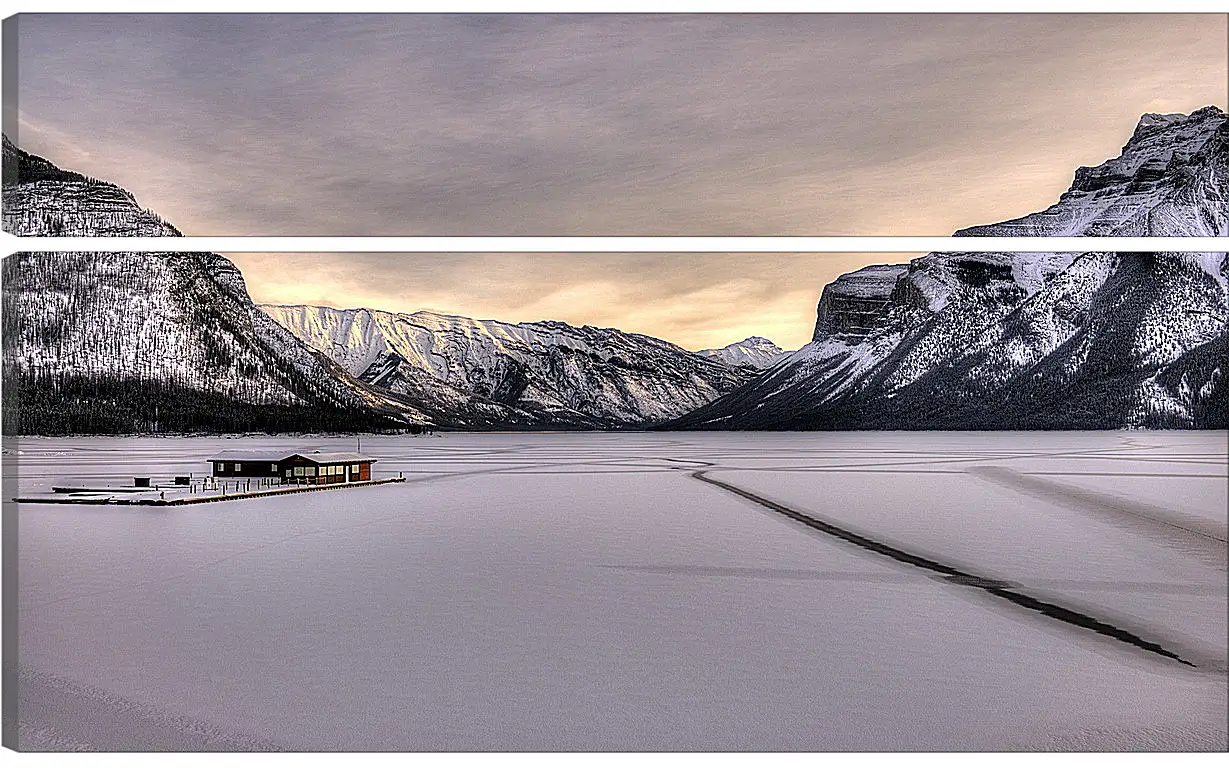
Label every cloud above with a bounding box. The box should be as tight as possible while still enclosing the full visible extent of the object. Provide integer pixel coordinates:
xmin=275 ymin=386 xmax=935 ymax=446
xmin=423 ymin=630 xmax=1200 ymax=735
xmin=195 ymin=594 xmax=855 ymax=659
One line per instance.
xmin=13 ymin=15 xmax=1225 ymax=350
xmin=12 ymin=14 xmax=1226 ymax=236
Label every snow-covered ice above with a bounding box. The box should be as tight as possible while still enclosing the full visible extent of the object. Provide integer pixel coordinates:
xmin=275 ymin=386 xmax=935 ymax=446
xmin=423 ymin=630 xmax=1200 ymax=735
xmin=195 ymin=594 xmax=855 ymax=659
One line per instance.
xmin=7 ymin=431 xmax=1227 ymax=751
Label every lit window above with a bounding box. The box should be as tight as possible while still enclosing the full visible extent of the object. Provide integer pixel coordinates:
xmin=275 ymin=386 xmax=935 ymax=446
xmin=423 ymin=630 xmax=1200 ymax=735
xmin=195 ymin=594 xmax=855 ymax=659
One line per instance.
xmin=234 ymin=463 xmax=242 ymax=472
xmin=294 ymin=466 xmax=306 ymax=477
xmin=305 ymin=467 xmax=316 ymax=476
xmin=271 ymin=463 xmax=278 ymax=472
xmin=351 ymin=464 xmax=360 ymax=473
xmin=214 ymin=462 xmax=223 ymax=473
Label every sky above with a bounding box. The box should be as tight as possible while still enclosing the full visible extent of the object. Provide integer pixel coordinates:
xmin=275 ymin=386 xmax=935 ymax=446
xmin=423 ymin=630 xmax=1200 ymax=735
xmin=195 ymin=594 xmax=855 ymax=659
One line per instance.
xmin=225 ymin=252 xmax=907 ymax=351
xmin=11 ymin=13 xmax=1228 ymax=350
xmin=12 ymin=13 xmax=1227 ymax=237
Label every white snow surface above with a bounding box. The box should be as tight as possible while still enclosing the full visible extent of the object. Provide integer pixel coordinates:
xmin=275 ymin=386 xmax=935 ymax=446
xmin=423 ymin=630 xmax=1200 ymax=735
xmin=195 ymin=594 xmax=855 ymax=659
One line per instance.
xmin=10 ymin=431 xmax=1227 ymax=751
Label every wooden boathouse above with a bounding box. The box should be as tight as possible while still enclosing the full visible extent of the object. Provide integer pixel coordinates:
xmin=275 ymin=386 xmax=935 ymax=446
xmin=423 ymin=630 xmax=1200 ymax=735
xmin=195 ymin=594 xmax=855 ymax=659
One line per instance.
xmin=208 ymin=450 xmax=375 ymax=485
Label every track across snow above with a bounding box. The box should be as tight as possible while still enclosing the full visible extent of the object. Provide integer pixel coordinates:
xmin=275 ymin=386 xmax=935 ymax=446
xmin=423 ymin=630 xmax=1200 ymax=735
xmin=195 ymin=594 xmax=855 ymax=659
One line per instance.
xmin=689 ymin=470 xmax=1195 ymax=666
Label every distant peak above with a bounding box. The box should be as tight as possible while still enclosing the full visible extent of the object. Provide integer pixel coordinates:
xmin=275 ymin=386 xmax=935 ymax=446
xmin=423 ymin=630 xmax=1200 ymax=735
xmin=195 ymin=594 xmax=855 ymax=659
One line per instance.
xmin=1131 ymin=105 xmax=1224 ymax=141
xmin=707 ymin=336 xmax=782 ymax=352
xmin=695 ymin=336 xmax=790 ymax=371
xmin=1137 ymin=112 xmax=1185 ymax=125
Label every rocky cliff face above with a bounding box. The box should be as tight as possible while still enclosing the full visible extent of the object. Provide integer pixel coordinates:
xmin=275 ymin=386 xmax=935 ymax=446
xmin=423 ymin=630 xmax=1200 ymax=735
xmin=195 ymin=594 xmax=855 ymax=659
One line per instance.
xmin=260 ymin=304 xmax=754 ymax=428
xmin=669 ymin=108 xmax=1228 ymax=431
xmin=812 ymin=264 xmax=908 ymax=341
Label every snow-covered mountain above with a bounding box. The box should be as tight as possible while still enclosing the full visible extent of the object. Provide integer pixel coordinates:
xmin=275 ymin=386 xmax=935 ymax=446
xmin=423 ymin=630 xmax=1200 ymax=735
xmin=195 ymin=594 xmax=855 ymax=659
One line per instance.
xmin=6 ymin=104 xmax=1225 ymax=434
xmin=3 ymin=136 xmax=182 ymax=237
xmin=696 ymin=336 xmax=790 ymax=371
xmin=670 ymin=108 xmax=1228 ymax=431
xmin=260 ymin=304 xmax=753 ymax=428
xmin=2 ymin=251 xmax=426 ymax=434
xmin=1 ymin=134 xmax=749 ymax=432
xmin=957 ymin=106 xmax=1226 ymax=237
xmin=2 ymin=137 xmax=421 ymax=434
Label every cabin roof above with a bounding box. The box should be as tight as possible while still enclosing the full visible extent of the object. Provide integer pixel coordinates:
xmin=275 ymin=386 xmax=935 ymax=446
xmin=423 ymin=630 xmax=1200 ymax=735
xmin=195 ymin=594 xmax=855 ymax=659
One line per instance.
xmin=207 ymin=449 xmax=290 ymax=462
xmin=285 ymin=452 xmax=375 ymax=464
xmin=208 ymin=449 xmax=376 ymax=464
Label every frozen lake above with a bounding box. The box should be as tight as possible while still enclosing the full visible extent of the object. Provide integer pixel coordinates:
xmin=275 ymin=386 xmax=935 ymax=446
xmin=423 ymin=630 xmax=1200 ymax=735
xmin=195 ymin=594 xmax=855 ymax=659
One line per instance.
xmin=6 ymin=431 xmax=1227 ymax=751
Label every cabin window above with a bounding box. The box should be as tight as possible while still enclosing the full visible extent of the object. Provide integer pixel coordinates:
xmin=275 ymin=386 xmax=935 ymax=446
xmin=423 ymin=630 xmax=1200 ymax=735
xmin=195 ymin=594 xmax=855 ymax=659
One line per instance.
xmin=214 ymin=462 xmax=223 ymax=473
xmin=294 ymin=466 xmax=306 ymax=477
xmin=234 ymin=463 xmax=242 ymax=472
xmin=285 ymin=469 xmax=292 ymax=477
xmin=305 ymin=466 xmax=317 ymax=477
xmin=351 ymin=464 xmax=360 ymax=473
xmin=271 ymin=463 xmax=278 ymax=472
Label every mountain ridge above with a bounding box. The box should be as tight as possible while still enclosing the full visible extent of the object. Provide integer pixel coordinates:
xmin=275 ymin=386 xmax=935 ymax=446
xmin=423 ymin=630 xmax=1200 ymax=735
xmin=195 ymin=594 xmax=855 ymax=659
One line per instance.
xmin=4 ymin=106 xmax=1226 ymax=433
xmin=667 ymin=107 xmax=1228 ymax=431
xmin=259 ymin=303 xmax=754 ymax=429
xmin=956 ymin=106 xmax=1226 ymax=238
xmin=2 ymin=136 xmax=425 ymax=434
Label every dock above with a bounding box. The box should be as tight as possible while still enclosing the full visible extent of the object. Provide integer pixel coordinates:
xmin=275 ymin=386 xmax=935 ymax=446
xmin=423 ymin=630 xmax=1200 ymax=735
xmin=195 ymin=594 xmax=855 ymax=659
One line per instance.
xmin=14 ymin=477 xmax=407 ymax=506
